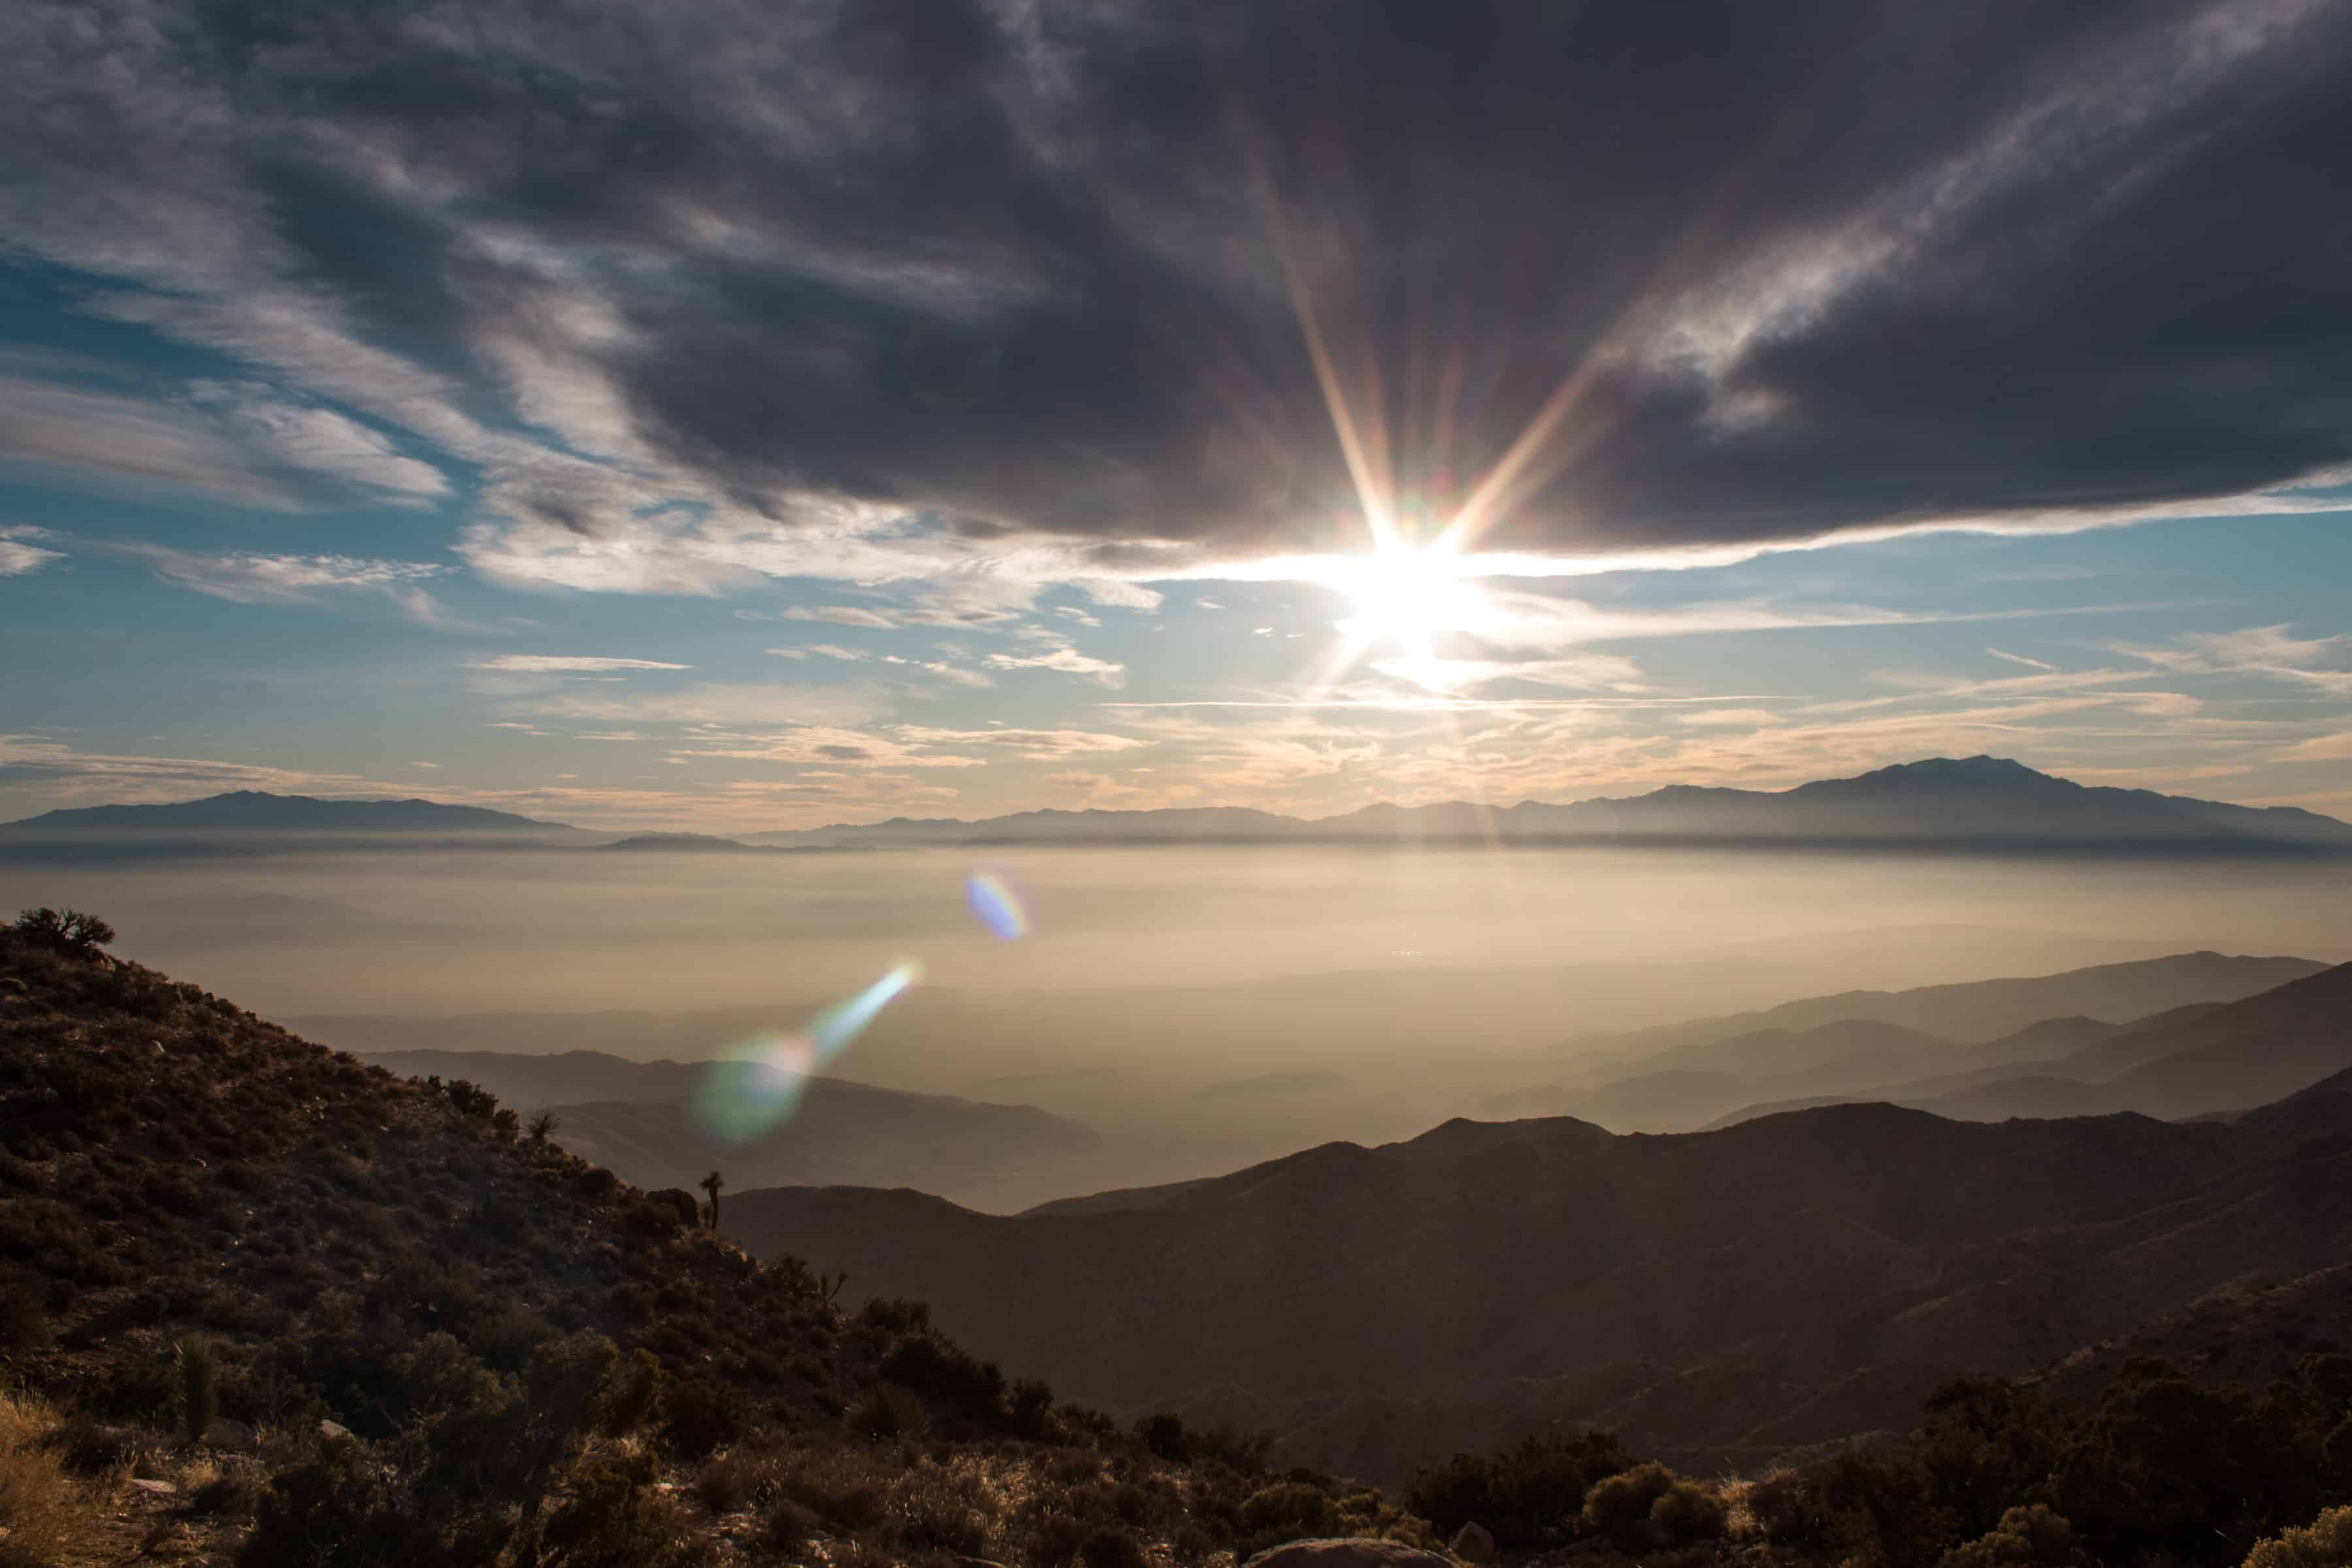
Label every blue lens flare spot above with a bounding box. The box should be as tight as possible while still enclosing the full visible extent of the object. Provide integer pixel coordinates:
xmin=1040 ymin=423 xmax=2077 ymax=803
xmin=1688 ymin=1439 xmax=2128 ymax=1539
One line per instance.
xmin=966 ymin=870 xmax=1030 ymax=940
xmin=691 ymin=959 xmax=921 ymax=1143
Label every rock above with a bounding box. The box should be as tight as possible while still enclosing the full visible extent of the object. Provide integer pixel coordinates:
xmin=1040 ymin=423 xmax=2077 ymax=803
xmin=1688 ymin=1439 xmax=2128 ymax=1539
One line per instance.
xmin=1242 ymin=1542 xmax=1453 ymax=1568
xmin=128 ymin=1478 xmax=177 ymax=1495
xmin=645 ymin=1188 xmax=701 ymax=1230
xmin=204 ymin=1416 xmax=257 ymax=1449
xmin=319 ymin=1419 xmax=353 ymax=1441
xmin=1449 ymin=1523 xmax=1495 ymax=1562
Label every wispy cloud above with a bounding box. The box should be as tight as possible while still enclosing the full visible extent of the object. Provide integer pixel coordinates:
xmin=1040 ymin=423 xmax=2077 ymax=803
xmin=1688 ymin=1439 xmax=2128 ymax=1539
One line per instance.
xmin=467 ymin=655 xmax=692 ymax=672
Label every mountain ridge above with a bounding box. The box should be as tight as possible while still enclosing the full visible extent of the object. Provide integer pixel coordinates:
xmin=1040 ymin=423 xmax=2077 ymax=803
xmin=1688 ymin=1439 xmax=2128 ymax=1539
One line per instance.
xmin=738 ymin=756 xmax=2352 ymax=851
xmin=11 ymin=757 xmax=2351 ymax=855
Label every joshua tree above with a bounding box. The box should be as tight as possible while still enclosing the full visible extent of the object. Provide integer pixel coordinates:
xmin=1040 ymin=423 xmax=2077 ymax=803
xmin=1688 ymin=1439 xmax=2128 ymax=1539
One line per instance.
xmin=699 ymin=1169 xmax=725 ymax=1231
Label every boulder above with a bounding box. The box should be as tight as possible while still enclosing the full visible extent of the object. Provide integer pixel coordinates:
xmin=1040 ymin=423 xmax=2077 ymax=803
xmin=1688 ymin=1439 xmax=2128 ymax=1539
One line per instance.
xmin=1242 ymin=1542 xmax=1452 ymax=1568
xmin=1448 ymin=1522 xmax=1495 ymax=1563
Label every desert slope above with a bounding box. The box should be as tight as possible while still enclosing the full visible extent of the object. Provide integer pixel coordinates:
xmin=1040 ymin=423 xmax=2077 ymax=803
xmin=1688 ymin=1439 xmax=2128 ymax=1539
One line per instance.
xmin=730 ymin=1086 xmax=2352 ymax=1474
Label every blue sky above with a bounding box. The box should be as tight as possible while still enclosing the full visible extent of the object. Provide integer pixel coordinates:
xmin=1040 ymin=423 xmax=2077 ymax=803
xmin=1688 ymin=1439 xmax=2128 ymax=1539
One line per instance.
xmin=4 ymin=1 xmax=2350 ymax=831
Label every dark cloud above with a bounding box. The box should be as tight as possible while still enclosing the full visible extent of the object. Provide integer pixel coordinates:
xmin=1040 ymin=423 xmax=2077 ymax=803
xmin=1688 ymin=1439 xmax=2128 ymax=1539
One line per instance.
xmin=7 ymin=0 xmax=2351 ymax=566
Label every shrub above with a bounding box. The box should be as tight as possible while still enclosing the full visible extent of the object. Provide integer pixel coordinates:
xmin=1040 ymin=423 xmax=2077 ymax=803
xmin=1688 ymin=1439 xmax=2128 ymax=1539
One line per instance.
xmin=1740 ymin=1467 xmax=1830 ymax=1547
xmin=537 ymin=1446 xmax=700 ymax=1568
xmin=2247 ymin=1507 xmax=2352 ymax=1568
xmin=1581 ymin=1461 xmax=1679 ymax=1539
xmin=661 ymin=1378 xmax=752 ymax=1460
xmin=848 ymin=1384 xmax=928 ymax=1441
xmin=1940 ymin=1504 xmax=2089 ymax=1567
xmin=0 ymin=1394 xmax=91 ymax=1568
xmin=10 ymin=907 xmax=115 ymax=958
xmin=1409 ymin=1430 xmax=1634 ymax=1549
xmin=1137 ymin=1412 xmax=1188 ymax=1462
xmin=1651 ymin=1478 xmax=1729 ymax=1543
xmin=598 ymin=1348 xmax=664 ymax=1437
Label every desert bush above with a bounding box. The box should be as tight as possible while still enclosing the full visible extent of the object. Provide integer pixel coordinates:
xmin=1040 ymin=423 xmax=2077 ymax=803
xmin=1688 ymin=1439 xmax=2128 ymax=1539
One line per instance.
xmin=239 ymin=1433 xmax=415 ymax=1568
xmin=2052 ymin=1358 xmax=2264 ymax=1561
xmin=848 ymin=1382 xmax=928 ymax=1441
xmin=0 ymin=1394 xmax=92 ymax=1568
xmin=2246 ymin=1507 xmax=2352 ymax=1568
xmin=1137 ymin=1411 xmax=1188 ymax=1461
xmin=660 ymin=1377 xmax=752 ymax=1460
xmin=538 ymin=1445 xmax=702 ymax=1568
xmin=1940 ymin=1503 xmax=2089 ymax=1566
xmin=774 ymin=1446 xmax=889 ymax=1532
xmin=1582 ymin=1461 xmax=1680 ymax=1538
xmin=443 ymin=1079 xmax=499 ymax=1119
xmin=51 ymin=1413 xmax=148 ymax=1478
xmin=1650 ymin=1478 xmax=1729 ymax=1543
xmin=1739 ymin=1466 xmax=1831 ymax=1546
xmin=599 ymin=1348 xmax=664 ymax=1437
xmin=1409 ymin=1429 xmax=1634 ymax=1548
xmin=10 ymin=907 xmax=115 ymax=958
xmin=188 ymin=1465 xmax=265 ymax=1519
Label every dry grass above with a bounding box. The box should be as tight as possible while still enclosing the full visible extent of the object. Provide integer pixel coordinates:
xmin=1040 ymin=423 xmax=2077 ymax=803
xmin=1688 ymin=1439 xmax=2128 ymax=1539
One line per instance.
xmin=0 ymin=1392 xmax=96 ymax=1568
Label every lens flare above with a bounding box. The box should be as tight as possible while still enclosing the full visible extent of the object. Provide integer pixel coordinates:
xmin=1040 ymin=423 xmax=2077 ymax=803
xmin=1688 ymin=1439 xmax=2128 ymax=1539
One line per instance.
xmin=966 ymin=870 xmax=1030 ymax=939
xmin=693 ymin=959 xmax=922 ymax=1143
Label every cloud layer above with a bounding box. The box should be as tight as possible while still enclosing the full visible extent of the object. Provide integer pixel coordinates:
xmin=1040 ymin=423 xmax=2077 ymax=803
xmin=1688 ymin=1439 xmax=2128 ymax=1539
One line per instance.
xmin=4 ymin=0 xmax=2349 ymax=593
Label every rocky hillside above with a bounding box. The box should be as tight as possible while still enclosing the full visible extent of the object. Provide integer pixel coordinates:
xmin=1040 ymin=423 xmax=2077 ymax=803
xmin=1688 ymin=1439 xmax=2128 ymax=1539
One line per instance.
xmin=0 ymin=921 xmax=1428 ymax=1567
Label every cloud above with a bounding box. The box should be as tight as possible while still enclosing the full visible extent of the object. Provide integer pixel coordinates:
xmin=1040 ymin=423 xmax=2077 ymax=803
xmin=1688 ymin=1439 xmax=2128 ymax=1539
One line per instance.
xmin=2113 ymin=624 xmax=2352 ymax=692
xmin=1986 ymin=647 xmax=2059 ymax=672
xmin=127 ymin=546 xmax=443 ymax=606
xmin=523 ymin=681 xmax=889 ymax=728
xmin=0 ymin=527 xmax=62 ymax=578
xmin=983 ymin=640 xmax=1128 ymax=687
xmin=783 ymin=605 xmax=902 ymax=629
xmin=467 ymin=655 xmax=693 ymax=672
xmin=5 ymin=0 xmax=2349 ymax=596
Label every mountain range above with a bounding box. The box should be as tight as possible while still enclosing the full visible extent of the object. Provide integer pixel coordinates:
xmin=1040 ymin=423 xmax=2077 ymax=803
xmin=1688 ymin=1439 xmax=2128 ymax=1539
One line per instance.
xmin=735 ymin=757 xmax=2352 ymax=853
xmin=8 ymin=756 xmax=2351 ymax=856
xmin=725 ymin=959 xmax=2352 ymax=1479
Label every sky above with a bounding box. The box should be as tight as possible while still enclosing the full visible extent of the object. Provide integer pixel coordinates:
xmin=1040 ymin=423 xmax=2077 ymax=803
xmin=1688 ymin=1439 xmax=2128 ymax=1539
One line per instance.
xmin=3 ymin=0 xmax=2351 ymax=832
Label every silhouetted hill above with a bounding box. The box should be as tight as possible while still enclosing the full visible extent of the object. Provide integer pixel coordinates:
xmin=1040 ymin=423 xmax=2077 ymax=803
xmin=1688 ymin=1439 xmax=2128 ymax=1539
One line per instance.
xmin=600 ymin=831 xmax=767 ymax=852
xmin=1567 ymin=950 xmax=2325 ymax=1063
xmin=1701 ymin=964 xmax=2352 ymax=1130
xmin=728 ymin=1086 xmax=2352 ymax=1477
xmin=2089 ymin=963 xmax=2352 ymax=1118
xmin=0 ymin=789 xmax=585 ymax=835
xmin=740 ymin=757 xmax=2352 ymax=853
xmin=350 ymin=1048 xmax=1102 ymax=1205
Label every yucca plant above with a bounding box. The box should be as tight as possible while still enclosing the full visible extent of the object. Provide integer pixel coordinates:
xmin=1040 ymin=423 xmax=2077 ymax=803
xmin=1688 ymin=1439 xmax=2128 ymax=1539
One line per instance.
xmin=172 ymin=1335 xmax=217 ymax=1446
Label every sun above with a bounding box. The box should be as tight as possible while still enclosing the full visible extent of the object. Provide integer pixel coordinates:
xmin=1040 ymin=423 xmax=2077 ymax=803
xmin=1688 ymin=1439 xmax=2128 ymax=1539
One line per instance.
xmin=1316 ymin=544 xmax=1503 ymax=693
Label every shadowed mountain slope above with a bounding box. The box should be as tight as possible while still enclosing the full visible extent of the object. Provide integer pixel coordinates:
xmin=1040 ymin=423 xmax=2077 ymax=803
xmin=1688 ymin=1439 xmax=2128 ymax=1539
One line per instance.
xmin=1565 ymin=950 xmax=2325 ymax=1064
xmin=1703 ymin=963 xmax=2352 ymax=1130
xmin=729 ymin=1079 xmax=2352 ymax=1475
